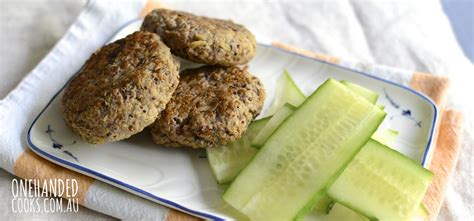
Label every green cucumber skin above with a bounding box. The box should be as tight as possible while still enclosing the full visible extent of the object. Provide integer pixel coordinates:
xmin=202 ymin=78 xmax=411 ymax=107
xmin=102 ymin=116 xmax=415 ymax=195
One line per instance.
xmin=258 ymin=80 xmax=392 ymax=218
xmin=294 ymin=123 xmax=385 ymax=220
xmin=419 ymin=203 xmax=429 ymax=217
xmin=321 ymin=203 xmax=427 ymax=221
xmin=223 ymin=79 xmax=386 ymax=221
xmin=327 ymin=140 xmax=433 ymax=220
xmin=265 ymin=70 xmax=306 ymax=116
xmin=296 ymin=81 xmax=387 ymax=220
xmin=294 ymin=191 xmax=327 ymax=221
xmin=258 ymin=80 xmax=387 ymax=217
xmin=207 ymin=117 xmax=271 ymax=184
xmin=343 ymin=80 xmax=400 ymax=156
xmin=330 ymin=198 xmax=378 ymax=221
xmin=340 ymin=80 xmax=379 ymax=104
xmin=307 ymin=203 xmax=370 ymax=221
xmin=251 ymin=103 xmax=297 ymax=148
xmin=312 ymin=195 xmax=336 ymax=215
xmin=376 ymin=104 xmax=385 ymax=110
xmin=283 ymin=69 xmax=306 ymax=100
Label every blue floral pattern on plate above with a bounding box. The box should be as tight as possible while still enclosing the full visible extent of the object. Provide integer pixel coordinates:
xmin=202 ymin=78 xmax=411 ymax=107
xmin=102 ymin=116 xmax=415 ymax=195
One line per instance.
xmin=384 ymin=88 xmax=422 ymax=127
xmin=46 ymin=125 xmax=78 ymax=162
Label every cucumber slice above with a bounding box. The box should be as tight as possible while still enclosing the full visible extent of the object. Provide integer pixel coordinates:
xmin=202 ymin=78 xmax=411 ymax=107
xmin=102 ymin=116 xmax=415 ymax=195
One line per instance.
xmin=255 ymin=80 xmax=394 ymax=216
xmin=265 ymin=70 xmax=306 ymax=116
xmin=340 ymin=80 xmax=378 ymax=104
xmin=341 ymin=80 xmax=385 ymax=111
xmin=223 ymin=79 xmax=386 ymax=220
xmin=251 ymin=103 xmax=296 ymax=148
xmin=342 ymin=81 xmax=398 ymax=146
xmin=256 ymin=81 xmax=382 ymax=149
xmin=306 ymin=203 xmax=369 ymax=221
xmin=207 ymin=117 xmax=270 ymax=184
xmin=372 ymin=129 xmax=399 ymax=147
xmin=313 ymin=128 xmax=399 ymax=216
xmin=327 ymin=140 xmax=433 ymax=220
xmin=307 ymin=203 xmax=427 ymax=221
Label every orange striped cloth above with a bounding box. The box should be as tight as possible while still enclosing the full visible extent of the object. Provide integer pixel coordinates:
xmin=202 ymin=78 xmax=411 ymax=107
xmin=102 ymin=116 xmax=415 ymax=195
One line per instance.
xmin=0 ymin=1 xmax=465 ymax=220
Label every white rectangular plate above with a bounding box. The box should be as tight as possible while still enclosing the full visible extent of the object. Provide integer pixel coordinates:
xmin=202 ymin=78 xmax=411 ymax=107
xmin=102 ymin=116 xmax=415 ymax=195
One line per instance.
xmin=27 ymin=19 xmax=437 ymax=220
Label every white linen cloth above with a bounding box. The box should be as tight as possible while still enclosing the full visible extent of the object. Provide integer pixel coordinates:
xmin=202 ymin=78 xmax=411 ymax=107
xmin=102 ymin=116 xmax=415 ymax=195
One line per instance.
xmin=0 ymin=0 xmax=472 ymax=220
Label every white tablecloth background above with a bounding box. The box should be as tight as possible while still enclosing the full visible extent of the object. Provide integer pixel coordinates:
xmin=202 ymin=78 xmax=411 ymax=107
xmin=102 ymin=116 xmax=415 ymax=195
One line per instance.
xmin=1 ymin=0 xmax=472 ymax=220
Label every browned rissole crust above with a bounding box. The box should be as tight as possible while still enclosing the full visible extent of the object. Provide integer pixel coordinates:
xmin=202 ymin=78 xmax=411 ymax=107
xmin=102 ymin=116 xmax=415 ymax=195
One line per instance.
xmin=141 ymin=9 xmax=256 ymax=66
xmin=151 ymin=66 xmax=265 ymax=148
xmin=62 ymin=31 xmax=180 ymax=144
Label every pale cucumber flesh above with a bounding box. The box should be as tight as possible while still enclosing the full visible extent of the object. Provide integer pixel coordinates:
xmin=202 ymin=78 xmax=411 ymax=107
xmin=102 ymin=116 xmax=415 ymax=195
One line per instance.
xmin=252 ymin=109 xmax=400 ymax=216
xmin=265 ymin=70 xmax=306 ymax=116
xmin=251 ymin=103 xmax=296 ymax=148
xmin=256 ymin=80 xmax=383 ymax=216
xmin=223 ymin=79 xmax=386 ymax=221
xmin=371 ymin=129 xmax=399 ymax=147
xmin=207 ymin=117 xmax=270 ymax=184
xmin=342 ymin=81 xmax=399 ymax=147
xmin=340 ymin=80 xmax=379 ymax=104
xmin=327 ymin=140 xmax=433 ymax=220
xmin=339 ymin=82 xmax=426 ymax=184
xmin=255 ymin=104 xmax=399 ymax=216
xmin=253 ymin=79 xmax=396 ymax=217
